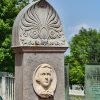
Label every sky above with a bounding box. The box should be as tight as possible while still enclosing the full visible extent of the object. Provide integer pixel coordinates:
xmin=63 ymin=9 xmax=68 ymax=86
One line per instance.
xmin=29 ymin=0 xmax=100 ymax=55
xmin=47 ymin=0 xmax=100 ymax=40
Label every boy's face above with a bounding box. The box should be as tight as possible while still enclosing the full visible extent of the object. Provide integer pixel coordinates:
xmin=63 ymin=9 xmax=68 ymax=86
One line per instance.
xmin=38 ymin=67 xmax=52 ymax=88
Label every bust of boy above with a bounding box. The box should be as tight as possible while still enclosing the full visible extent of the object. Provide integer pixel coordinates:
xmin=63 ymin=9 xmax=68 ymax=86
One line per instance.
xmin=33 ymin=64 xmax=57 ymax=98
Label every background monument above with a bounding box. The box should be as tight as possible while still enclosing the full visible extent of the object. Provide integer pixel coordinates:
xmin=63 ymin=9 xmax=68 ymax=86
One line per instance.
xmin=85 ymin=65 xmax=100 ymax=100
xmin=12 ymin=0 xmax=68 ymax=100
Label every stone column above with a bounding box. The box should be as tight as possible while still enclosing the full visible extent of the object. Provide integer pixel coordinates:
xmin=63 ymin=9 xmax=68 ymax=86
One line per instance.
xmin=12 ymin=0 xmax=68 ymax=100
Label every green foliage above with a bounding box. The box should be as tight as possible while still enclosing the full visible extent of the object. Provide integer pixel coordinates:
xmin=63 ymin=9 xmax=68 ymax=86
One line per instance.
xmin=65 ymin=55 xmax=84 ymax=84
xmin=0 ymin=0 xmax=29 ymax=72
xmin=65 ymin=28 xmax=100 ymax=84
xmin=69 ymin=66 xmax=84 ymax=85
xmin=70 ymin=28 xmax=100 ymax=64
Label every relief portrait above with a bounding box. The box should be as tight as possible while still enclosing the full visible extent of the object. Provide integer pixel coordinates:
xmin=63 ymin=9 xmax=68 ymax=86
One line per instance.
xmin=33 ymin=64 xmax=57 ymax=98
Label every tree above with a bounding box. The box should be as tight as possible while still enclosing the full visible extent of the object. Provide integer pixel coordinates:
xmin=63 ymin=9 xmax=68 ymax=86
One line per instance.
xmin=0 ymin=0 xmax=29 ymax=72
xmin=65 ymin=28 xmax=100 ymax=84
xmin=65 ymin=55 xmax=84 ymax=85
xmin=70 ymin=28 xmax=100 ymax=64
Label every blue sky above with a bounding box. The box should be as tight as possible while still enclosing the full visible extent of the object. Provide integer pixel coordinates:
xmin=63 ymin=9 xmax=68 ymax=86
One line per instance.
xmin=30 ymin=0 xmax=100 ymax=55
xmin=47 ymin=0 xmax=100 ymax=40
xmin=48 ymin=0 xmax=100 ymax=55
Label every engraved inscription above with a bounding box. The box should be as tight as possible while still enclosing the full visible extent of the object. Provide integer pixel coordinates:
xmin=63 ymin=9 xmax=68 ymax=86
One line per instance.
xmin=85 ymin=65 xmax=100 ymax=100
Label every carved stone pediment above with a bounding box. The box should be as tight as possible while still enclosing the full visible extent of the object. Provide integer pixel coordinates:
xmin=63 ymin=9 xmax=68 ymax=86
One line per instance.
xmin=12 ymin=0 xmax=68 ymax=47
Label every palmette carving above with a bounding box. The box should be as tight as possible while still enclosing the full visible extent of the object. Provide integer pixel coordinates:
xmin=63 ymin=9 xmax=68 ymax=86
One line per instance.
xmin=18 ymin=0 xmax=66 ymax=46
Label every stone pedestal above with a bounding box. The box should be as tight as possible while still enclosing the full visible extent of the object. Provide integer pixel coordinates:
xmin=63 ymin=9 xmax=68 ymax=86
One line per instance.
xmin=14 ymin=48 xmax=66 ymax=100
xmin=12 ymin=0 xmax=68 ymax=100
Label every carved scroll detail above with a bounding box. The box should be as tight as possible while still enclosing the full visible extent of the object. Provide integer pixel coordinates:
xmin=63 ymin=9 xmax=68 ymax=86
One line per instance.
xmin=18 ymin=0 xmax=66 ymax=46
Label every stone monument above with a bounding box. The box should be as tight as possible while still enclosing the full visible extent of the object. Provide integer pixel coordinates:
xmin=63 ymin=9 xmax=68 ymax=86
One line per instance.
xmin=85 ymin=65 xmax=100 ymax=100
xmin=12 ymin=0 xmax=68 ymax=100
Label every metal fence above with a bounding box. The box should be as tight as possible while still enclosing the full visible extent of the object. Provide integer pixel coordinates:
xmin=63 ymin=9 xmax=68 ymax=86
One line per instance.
xmin=0 ymin=72 xmax=86 ymax=100
xmin=0 ymin=72 xmax=15 ymax=100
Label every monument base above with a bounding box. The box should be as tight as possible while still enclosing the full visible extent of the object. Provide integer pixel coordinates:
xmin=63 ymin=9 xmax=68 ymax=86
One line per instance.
xmin=15 ymin=52 xmax=67 ymax=100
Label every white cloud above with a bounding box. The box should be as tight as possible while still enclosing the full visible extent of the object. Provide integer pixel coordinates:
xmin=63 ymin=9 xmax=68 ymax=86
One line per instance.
xmin=68 ymin=24 xmax=89 ymax=36
xmin=64 ymin=24 xmax=90 ymax=55
xmin=65 ymin=24 xmax=90 ymax=41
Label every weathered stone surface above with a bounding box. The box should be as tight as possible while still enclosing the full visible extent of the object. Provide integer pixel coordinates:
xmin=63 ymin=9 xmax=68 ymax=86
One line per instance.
xmin=12 ymin=0 xmax=68 ymax=47
xmin=15 ymin=53 xmax=65 ymax=100
xmin=85 ymin=65 xmax=100 ymax=100
xmin=12 ymin=0 xmax=68 ymax=100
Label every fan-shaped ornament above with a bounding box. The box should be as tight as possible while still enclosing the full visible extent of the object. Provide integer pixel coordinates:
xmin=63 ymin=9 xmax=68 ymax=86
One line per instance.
xmin=12 ymin=0 xmax=68 ymax=47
